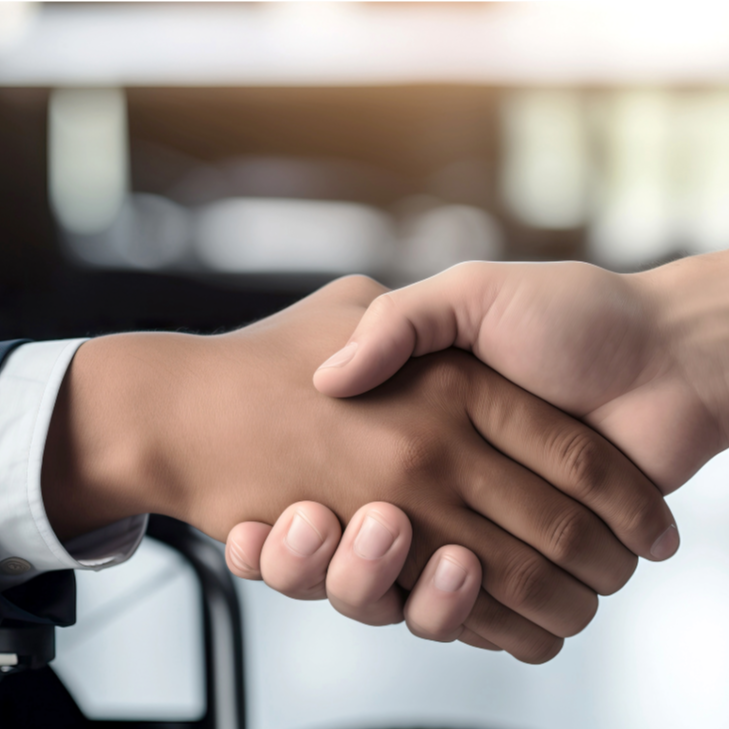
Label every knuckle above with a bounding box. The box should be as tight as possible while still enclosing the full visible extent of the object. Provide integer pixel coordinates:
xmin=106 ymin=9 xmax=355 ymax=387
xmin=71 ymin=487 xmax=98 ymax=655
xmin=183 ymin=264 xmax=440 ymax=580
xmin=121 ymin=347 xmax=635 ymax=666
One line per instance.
xmin=446 ymin=260 xmax=490 ymax=287
xmin=392 ymin=428 xmax=445 ymax=480
xmin=547 ymin=508 xmax=594 ymax=565
xmin=365 ymin=291 xmax=399 ymax=322
xmin=371 ymin=289 xmax=397 ymax=308
xmin=557 ymin=429 xmax=609 ymax=499
xmin=504 ymin=555 xmax=554 ymax=613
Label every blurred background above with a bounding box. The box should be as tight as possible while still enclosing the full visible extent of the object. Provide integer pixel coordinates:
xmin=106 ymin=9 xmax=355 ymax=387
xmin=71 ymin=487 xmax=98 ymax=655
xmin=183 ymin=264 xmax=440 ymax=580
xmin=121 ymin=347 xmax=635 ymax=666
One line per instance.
xmin=2 ymin=2 xmax=729 ymax=728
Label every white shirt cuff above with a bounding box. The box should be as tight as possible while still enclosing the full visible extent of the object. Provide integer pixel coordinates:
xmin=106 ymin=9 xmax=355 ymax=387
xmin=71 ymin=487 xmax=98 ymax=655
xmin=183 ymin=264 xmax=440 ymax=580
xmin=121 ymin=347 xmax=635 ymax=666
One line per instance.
xmin=0 ymin=340 xmax=148 ymax=591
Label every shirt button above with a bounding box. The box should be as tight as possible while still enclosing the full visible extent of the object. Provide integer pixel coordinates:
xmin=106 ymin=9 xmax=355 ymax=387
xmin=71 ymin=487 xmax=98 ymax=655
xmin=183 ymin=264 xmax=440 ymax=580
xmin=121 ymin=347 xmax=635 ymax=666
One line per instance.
xmin=0 ymin=557 xmax=33 ymax=576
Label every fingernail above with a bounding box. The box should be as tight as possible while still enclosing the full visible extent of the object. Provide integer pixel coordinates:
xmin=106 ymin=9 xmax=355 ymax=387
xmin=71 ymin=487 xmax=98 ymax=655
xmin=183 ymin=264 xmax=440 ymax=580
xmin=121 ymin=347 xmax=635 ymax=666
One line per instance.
xmin=354 ymin=516 xmax=395 ymax=560
xmin=650 ymin=524 xmax=680 ymax=561
xmin=433 ymin=557 xmax=468 ymax=593
xmin=285 ymin=513 xmax=324 ymax=557
xmin=317 ymin=342 xmax=358 ymax=370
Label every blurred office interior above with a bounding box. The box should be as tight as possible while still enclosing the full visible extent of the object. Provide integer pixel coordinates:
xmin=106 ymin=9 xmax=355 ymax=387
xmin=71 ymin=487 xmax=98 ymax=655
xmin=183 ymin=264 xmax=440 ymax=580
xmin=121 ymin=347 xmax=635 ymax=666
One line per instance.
xmin=2 ymin=2 xmax=729 ymax=728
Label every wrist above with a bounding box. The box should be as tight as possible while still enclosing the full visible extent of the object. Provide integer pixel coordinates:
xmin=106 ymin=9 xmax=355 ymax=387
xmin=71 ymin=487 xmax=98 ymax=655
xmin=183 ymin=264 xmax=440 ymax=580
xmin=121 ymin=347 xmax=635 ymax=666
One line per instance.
xmin=41 ymin=334 xmax=184 ymax=541
xmin=637 ymin=251 xmax=729 ymax=453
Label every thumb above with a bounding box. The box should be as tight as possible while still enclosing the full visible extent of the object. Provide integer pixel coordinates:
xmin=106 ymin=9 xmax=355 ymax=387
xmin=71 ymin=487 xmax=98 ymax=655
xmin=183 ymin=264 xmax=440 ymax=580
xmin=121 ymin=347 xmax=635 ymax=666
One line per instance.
xmin=313 ymin=263 xmax=498 ymax=398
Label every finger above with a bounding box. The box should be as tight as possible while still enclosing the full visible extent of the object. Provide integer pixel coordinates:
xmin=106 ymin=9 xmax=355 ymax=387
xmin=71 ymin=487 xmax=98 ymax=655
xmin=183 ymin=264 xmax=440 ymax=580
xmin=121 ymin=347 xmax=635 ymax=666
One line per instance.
xmin=404 ymin=545 xmax=481 ymax=643
xmin=259 ymin=502 xmax=342 ymax=600
xmin=313 ymin=263 xmax=499 ymax=398
xmin=457 ymin=628 xmax=502 ymax=652
xmin=226 ymin=522 xmax=272 ymax=580
xmin=462 ymin=590 xmax=564 ymax=664
xmin=327 ymin=502 xmax=412 ymax=626
xmin=464 ymin=365 xmax=680 ymax=566
xmin=458 ymin=426 xmax=637 ymax=596
xmin=400 ymin=504 xmax=598 ymax=640
xmin=455 ymin=507 xmax=599 ymax=639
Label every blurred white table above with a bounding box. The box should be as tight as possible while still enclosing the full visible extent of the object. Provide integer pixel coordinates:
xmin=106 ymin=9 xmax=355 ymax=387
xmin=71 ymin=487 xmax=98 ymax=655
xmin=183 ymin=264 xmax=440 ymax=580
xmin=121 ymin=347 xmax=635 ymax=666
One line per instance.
xmin=4 ymin=3 xmax=729 ymax=87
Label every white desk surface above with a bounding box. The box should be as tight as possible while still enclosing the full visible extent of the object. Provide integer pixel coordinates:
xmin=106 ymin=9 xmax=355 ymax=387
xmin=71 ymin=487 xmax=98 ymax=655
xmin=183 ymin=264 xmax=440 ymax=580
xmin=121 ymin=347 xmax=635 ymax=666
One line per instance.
xmin=2 ymin=3 xmax=729 ymax=87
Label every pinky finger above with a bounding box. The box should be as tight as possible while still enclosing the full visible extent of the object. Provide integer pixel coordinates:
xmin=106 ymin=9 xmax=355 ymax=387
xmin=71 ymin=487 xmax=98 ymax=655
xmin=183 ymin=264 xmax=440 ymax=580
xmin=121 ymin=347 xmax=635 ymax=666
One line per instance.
xmin=226 ymin=522 xmax=272 ymax=580
xmin=458 ymin=628 xmax=502 ymax=652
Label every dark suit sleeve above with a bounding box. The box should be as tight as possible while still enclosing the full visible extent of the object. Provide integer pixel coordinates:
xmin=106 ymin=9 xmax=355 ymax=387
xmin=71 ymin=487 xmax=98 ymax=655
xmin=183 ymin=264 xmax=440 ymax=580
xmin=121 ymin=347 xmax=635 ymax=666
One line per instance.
xmin=0 ymin=340 xmax=76 ymax=628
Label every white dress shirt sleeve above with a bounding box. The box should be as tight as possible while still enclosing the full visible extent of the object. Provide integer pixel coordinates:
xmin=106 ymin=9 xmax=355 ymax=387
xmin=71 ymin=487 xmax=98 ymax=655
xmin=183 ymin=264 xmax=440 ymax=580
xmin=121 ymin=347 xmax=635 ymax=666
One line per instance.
xmin=0 ymin=340 xmax=148 ymax=592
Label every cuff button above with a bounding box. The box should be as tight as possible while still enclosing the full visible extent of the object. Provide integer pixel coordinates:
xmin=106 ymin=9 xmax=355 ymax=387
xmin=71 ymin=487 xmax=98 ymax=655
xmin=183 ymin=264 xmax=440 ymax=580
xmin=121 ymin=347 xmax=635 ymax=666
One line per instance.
xmin=0 ymin=558 xmax=32 ymax=576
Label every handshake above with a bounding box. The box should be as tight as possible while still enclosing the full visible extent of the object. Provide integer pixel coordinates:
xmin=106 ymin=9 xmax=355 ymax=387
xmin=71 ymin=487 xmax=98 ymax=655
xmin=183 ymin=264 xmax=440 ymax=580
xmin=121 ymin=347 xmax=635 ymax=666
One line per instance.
xmin=42 ymin=252 xmax=729 ymax=663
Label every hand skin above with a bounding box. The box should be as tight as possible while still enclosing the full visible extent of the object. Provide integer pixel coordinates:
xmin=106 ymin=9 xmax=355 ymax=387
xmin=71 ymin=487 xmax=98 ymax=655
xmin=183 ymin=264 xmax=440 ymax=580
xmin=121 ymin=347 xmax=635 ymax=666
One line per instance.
xmin=41 ymin=276 xmax=676 ymax=663
xmin=313 ymin=252 xmax=729 ymax=495
xmin=245 ymin=253 xmax=727 ymax=651
xmin=226 ymin=501 xmax=494 ymax=649
xmin=227 ymin=254 xmax=725 ymax=650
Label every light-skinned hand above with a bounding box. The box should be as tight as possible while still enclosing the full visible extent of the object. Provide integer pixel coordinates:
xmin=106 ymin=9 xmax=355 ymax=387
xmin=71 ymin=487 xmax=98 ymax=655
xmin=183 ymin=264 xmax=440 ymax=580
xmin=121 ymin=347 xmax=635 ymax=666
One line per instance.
xmin=314 ymin=253 xmax=729 ymax=494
